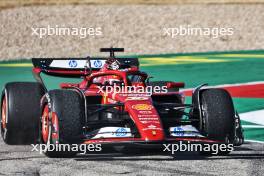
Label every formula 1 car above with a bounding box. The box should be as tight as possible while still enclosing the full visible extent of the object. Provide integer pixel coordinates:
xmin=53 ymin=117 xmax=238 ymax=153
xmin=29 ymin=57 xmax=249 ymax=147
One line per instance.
xmin=0 ymin=48 xmax=244 ymax=157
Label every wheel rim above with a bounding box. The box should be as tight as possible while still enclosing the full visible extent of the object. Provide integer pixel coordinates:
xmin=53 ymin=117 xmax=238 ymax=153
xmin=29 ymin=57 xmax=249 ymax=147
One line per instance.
xmin=1 ymin=96 xmax=7 ymax=129
xmin=51 ymin=112 xmax=59 ymax=143
xmin=41 ymin=105 xmax=59 ymax=144
xmin=41 ymin=105 xmax=49 ymax=143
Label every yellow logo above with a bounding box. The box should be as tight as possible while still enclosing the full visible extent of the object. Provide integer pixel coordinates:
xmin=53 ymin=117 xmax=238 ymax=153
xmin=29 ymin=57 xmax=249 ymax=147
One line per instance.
xmin=132 ymin=104 xmax=153 ymax=111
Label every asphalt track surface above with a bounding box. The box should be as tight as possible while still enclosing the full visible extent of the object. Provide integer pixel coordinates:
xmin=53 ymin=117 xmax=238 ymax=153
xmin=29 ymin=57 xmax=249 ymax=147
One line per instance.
xmin=0 ymin=137 xmax=263 ymax=176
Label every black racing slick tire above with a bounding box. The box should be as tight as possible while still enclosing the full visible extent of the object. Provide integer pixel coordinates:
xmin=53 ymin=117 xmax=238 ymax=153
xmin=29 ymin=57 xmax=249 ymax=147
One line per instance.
xmin=0 ymin=82 xmax=45 ymax=145
xmin=41 ymin=89 xmax=84 ymax=158
xmin=199 ymin=89 xmax=236 ymax=156
xmin=200 ymin=89 xmax=235 ymax=141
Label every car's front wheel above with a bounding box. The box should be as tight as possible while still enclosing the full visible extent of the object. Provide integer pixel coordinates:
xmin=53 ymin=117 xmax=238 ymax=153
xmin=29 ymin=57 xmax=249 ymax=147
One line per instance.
xmin=199 ymin=89 xmax=235 ymax=155
xmin=41 ymin=89 xmax=84 ymax=158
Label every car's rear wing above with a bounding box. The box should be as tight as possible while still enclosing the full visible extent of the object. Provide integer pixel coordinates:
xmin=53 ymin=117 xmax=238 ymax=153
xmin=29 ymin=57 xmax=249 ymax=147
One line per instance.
xmin=32 ymin=57 xmax=139 ymax=92
xmin=32 ymin=57 xmax=139 ymax=77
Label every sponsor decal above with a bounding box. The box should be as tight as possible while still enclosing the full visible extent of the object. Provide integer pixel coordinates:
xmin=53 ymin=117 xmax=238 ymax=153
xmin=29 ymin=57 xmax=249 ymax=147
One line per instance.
xmin=50 ymin=60 xmax=86 ymax=68
xmin=142 ymin=127 xmax=162 ymax=131
xmin=169 ymin=125 xmax=203 ymax=137
xmin=48 ymin=59 xmax=105 ymax=69
xmin=138 ymin=115 xmax=158 ymax=118
xmin=173 ymin=127 xmax=184 ymax=136
xmin=93 ymin=60 xmax=103 ymax=68
xmin=126 ymin=97 xmax=149 ymax=101
xmin=132 ymin=104 xmax=153 ymax=111
xmin=107 ymin=98 xmax=117 ymax=104
xmin=139 ymin=117 xmax=159 ymax=121
xmin=68 ymin=60 xmax=78 ymax=68
xmin=138 ymin=110 xmax=152 ymax=114
xmin=142 ymin=124 xmax=162 ymax=131
xmin=140 ymin=121 xmax=160 ymax=124
xmin=91 ymin=127 xmax=132 ymax=139
xmin=120 ymin=93 xmax=150 ymax=97
xmin=115 ymin=128 xmax=127 ymax=137
xmin=148 ymin=125 xmax=157 ymax=129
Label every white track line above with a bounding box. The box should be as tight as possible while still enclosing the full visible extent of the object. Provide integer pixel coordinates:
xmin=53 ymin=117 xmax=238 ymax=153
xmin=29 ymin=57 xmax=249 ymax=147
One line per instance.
xmin=242 ymin=125 xmax=264 ymax=128
xmin=245 ymin=140 xmax=264 ymax=144
xmin=181 ymin=81 xmax=264 ymax=91
xmin=240 ymin=110 xmax=264 ymax=144
xmin=240 ymin=110 xmax=264 ymax=126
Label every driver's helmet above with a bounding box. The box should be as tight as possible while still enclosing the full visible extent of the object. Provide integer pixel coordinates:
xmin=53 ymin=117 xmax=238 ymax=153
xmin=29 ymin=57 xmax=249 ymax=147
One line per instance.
xmin=106 ymin=58 xmax=121 ymax=70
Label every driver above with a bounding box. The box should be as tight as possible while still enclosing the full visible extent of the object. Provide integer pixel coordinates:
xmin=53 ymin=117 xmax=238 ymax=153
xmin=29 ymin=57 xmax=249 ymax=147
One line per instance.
xmin=105 ymin=58 xmax=121 ymax=70
xmin=93 ymin=58 xmax=123 ymax=86
xmin=102 ymin=57 xmax=138 ymax=72
xmin=93 ymin=58 xmax=138 ymax=86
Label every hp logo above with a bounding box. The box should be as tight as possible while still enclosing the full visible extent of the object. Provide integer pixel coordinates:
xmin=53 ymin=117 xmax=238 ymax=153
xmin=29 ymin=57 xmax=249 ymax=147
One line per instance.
xmin=93 ymin=60 xmax=103 ymax=68
xmin=69 ymin=60 xmax=78 ymax=68
xmin=115 ymin=128 xmax=127 ymax=137
xmin=173 ymin=127 xmax=184 ymax=136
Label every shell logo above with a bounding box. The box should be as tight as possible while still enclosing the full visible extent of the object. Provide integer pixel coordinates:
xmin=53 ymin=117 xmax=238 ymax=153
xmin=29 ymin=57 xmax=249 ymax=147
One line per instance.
xmin=132 ymin=104 xmax=153 ymax=111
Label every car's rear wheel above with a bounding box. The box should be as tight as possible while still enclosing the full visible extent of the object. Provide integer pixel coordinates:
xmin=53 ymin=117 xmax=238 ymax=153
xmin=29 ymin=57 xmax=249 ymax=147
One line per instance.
xmin=41 ymin=89 xmax=84 ymax=158
xmin=1 ymin=82 xmax=45 ymax=144
xmin=199 ymin=89 xmax=235 ymax=155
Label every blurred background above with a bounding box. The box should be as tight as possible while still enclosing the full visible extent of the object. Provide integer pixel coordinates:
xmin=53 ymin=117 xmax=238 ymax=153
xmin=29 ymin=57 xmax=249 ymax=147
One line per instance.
xmin=1 ymin=0 xmax=264 ymax=59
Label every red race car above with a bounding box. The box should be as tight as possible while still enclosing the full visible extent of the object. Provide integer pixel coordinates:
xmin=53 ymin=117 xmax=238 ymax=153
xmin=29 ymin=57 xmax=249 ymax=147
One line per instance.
xmin=1 ymin=48 xmax=243 ymax=157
